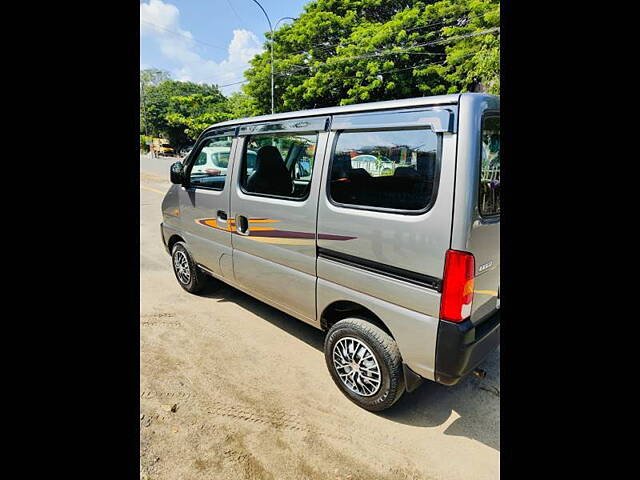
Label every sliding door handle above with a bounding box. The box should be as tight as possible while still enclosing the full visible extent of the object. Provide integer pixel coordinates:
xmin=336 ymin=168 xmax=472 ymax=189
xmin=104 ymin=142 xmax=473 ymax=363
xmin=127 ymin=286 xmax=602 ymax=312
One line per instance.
xmin=236 ymin=215 xmax=250 ymax=235
xmin=217 ymin=210 xmax=228 ymax=223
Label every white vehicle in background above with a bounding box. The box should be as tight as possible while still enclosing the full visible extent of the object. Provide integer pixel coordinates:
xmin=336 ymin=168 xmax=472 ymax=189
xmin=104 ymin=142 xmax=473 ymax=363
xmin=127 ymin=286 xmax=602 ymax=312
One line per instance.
xmin=351 ymin=154 xmax=395 ymax=176
xmin=179 ymin=145 xmax=194 ymax=158
xmin=191 ymin=147 xmax=258 ymax=177
xmin=190 ymin=146 xmax=230 ymax=176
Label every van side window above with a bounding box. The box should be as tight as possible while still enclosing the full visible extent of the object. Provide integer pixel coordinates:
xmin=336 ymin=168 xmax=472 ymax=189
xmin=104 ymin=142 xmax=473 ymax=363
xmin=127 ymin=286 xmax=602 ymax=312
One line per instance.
xmin=479 ymin=115 xmax=500 ymax=216
xmin=329 ymin=129 xmax=438 ymax=211
xmin=189 ymin=136 xmax=233 ymax=190
xmin=240 ymin=133 xmax=318 ymax=199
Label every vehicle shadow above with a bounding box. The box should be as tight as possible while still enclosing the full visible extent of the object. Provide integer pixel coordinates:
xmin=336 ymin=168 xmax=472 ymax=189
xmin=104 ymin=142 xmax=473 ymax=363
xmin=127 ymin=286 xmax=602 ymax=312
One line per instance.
xmin=379 ymin=348 xmax=500 ymax=451
xmin=197 ymin=278 xmax=500 ymax=452
xmin=198 ymin=279 xmax=325 ymax=351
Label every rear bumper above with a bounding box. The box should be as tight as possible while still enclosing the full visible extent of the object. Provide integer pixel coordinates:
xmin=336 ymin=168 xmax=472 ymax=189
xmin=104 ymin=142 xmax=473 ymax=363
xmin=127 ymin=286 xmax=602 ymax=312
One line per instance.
xmin=434 ymin=309 xmax=500 ymax=386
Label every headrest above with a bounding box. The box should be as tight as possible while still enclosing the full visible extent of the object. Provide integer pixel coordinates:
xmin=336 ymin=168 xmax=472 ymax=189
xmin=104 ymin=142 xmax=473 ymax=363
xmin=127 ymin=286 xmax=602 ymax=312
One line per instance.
xmin=394 ymin=166 xmax=420 ymax=177
xmin=255 ymin=146 xmax=285 ymax=171
xmin=416 ymin=152 xmax=435 ymax=176
xmin=332 ymin=153 xmax=353 ymax=179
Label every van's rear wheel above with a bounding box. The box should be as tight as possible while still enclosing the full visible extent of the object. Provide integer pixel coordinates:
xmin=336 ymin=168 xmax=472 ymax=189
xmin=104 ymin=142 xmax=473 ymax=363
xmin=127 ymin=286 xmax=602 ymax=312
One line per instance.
xmin=324 ymin=318 xmax=405 ymax=411
xmin=171 ymin=242 xmax=206 ymax=294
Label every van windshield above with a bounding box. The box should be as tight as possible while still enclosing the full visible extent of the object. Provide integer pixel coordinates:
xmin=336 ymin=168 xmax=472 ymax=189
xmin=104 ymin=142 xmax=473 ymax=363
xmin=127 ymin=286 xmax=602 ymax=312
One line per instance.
xmin=479 ymin=115 xmax=500 ymax=216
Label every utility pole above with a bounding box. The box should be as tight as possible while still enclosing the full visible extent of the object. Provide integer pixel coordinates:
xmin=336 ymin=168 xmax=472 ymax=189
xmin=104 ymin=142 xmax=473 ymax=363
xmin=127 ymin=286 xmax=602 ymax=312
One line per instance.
xmin=250 ymin=0 xmax=274 ymax=114
xmin=140 ymin=77 xmax=151 ymax=156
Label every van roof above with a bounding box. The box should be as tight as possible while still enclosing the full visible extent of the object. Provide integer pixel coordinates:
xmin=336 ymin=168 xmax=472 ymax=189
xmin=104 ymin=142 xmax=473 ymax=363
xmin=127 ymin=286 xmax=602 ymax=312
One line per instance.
xmin=208 ymin=92 xmax=497 ymax=132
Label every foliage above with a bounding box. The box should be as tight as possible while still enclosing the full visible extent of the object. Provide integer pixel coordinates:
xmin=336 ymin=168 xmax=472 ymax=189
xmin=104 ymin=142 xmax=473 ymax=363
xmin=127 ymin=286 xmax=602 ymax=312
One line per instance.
xmin=138 ymin=0 xmax=500 ymax=147
xmin=140 ymin=134 xmax=153 ymax=152
xmin=140 ymin=75 xmax=226 ymax=147
xmin=225 ymin=92 xmax=261 ymax=119
xmin=140 ymin=68 xmax=170 ymax=88
xmin=243 ymin=0 xmax=500 ymax=114
xmin=139 ymin=74 xmax=262 ymax=147
xmin=165 ymin=94 xmax=232 ymax=141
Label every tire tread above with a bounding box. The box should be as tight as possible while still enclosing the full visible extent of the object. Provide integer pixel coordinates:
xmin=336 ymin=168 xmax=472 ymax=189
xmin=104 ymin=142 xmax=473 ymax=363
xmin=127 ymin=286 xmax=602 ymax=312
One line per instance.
xmin=172 ymin=242 xmax=206 ymax=294
xmin=324 ymin=317 xmax=406 ymax=411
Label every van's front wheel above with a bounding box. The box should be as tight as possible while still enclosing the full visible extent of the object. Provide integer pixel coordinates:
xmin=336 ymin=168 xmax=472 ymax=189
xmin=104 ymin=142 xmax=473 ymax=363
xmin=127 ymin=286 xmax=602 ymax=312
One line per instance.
xmin=171 ymin=242 xmax=206 ymax=294
xmin=324 ymin=318 xmax=405 ymax=411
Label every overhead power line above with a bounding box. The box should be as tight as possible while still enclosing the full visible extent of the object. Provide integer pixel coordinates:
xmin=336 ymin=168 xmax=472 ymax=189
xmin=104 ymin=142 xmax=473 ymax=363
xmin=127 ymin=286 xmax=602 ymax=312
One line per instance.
xmin=139 ymin=64 xmax=248 ymax=90
xmin=282 ymin=7 xmax=499 ymax=57
xmin=277 ymin=51 xmax=478 ymax=82
xmin=217 ymin=79 xmax=250 ymax=88
xmin=140 ymin=19 xmax=227 ymax=51
xmin=326 ymin=27 xmax=500 ymax=64
xmin=274 ymin=27 xmax=499 ymax=70
xmin=141 ymin=25 xmax=498 ymax=91
xmin=225 ymin=0 xmax=249 ymax=29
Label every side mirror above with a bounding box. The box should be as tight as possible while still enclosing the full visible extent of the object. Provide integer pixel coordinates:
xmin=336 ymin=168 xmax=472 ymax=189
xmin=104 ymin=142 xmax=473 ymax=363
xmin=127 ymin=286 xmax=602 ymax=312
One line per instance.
xmin=170 ymin=161 xmax=185 ymax=185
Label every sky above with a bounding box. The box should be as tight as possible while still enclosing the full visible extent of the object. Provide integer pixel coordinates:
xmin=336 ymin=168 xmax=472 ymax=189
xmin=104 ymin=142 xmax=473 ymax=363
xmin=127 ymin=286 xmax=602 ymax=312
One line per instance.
xmin=140 ymin=0 xmax=309 ymax=94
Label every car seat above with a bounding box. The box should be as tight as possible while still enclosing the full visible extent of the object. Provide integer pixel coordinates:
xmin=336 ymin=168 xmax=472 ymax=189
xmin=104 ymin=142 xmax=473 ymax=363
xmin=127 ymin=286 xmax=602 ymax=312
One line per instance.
xmin=246 ymin=146 xmax=293 ymax=196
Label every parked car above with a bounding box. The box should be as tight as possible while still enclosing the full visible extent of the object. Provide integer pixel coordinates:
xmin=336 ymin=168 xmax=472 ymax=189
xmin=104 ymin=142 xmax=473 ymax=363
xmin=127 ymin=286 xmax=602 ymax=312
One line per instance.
xmin=350 ymin=154 xmax=394 ymax=175
xmin=151 ymin=141 xmax=174 ymax=157
xmin=190 ymin=146 xmax=258 ymax=177
xmin=179 ymin=145 xmax=194 ymax=158
xmin=161 ymin=93 xmax=500 ymax=411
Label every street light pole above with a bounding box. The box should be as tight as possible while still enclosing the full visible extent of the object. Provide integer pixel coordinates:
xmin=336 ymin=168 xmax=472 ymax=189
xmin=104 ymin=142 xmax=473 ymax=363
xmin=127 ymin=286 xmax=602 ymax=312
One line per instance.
xmin=250 ymin=0 xmax=274 ymax=115
xmin=274 ymin=16 xmax=296 ymax=30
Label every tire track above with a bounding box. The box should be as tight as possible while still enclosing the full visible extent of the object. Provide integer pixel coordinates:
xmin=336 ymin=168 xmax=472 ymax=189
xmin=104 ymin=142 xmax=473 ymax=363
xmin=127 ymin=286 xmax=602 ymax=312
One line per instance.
xmin=139 ymin=389 xmax=411 ymax=452
xmin=141 ymin=321 xmax=182 ymax=327
xmin=140 ymin=313 xmax=181 ymax=328
xmin=140 ymin=389 xmax=348 ymax=439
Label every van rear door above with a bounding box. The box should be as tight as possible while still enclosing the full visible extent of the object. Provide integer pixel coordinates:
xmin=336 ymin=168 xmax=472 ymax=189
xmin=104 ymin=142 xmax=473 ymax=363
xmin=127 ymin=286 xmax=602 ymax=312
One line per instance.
xmin=452 ymin=95 xmax=500 ymax=325
xmin=469 ymin=112 xmax=500 ymax=323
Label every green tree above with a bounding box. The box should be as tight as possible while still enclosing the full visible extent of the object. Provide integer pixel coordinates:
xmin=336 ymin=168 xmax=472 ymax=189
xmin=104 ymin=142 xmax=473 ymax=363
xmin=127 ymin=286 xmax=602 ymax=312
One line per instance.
xmin=140 ymin=68 xmax=170 ymax=135
xmin=437 ymin=0 xmax=500 ymax=94
xmin=141 ymin=79 xmax=226 ymax=146
xmin=243 ymin=0 xmax=499 ymax=114
xmin=225 ymin=92 xmax=260 ymax=119
xmin=165 ymin=94 xmax=232 ymax=141
xmin=140 ymin=68 xmax=170 ymax=88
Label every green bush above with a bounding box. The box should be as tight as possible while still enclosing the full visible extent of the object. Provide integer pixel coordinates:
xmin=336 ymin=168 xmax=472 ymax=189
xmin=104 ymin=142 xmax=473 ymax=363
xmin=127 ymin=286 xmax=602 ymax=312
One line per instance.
xmin=140 ymin=135 xmax=152 ymax=153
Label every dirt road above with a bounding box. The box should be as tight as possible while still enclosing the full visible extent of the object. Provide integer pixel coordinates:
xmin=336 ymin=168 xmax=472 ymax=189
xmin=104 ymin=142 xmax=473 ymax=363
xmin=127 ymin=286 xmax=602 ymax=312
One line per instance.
xmin=140 ymin=160 xmax=500 ymax=480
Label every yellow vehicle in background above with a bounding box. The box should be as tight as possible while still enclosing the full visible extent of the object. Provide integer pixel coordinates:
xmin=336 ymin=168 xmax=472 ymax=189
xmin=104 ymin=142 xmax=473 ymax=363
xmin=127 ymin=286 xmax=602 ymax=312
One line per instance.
xmin=151 ymin=138 xmax=174 ymax=157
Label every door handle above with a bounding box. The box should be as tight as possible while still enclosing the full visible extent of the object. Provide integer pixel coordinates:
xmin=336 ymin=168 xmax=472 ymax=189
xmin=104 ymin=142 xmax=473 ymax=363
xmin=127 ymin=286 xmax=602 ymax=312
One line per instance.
xmin=236 ymin=215 xmax=250 ymax=235
xmin=217 ymin=210 xmax=228 ymax=223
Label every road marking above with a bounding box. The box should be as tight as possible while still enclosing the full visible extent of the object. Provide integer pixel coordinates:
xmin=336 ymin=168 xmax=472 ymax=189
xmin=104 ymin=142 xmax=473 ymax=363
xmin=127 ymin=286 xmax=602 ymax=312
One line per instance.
xmin=140 ymin=185 xmax=164 ymax=195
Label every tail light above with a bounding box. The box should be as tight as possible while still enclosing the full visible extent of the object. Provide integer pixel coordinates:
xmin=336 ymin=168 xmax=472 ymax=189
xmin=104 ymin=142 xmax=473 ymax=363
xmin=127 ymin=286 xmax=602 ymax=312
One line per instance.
xmin=440 ymin=250 xmax=475 ymax=322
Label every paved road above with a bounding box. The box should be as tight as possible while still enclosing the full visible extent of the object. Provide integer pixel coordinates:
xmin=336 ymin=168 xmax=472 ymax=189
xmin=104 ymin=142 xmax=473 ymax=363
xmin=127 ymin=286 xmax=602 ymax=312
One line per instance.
xmin=140 ymin=153 xmax=181 ymax=179
xmin=140 ymin=159 xmax=500 ymax=480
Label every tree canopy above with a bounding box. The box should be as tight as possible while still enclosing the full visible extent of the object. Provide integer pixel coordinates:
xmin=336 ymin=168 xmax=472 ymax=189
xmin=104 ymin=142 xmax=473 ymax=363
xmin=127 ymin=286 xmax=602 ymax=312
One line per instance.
xmin=140 ymin=66 xmax=264 ymax=145
xmin=139 ymin=0 xmax=500 ymax=146
xmin=243 ymin=0 xmax=499 ymax=114
xmin=140 ymin=75 xmax=227 ymax=146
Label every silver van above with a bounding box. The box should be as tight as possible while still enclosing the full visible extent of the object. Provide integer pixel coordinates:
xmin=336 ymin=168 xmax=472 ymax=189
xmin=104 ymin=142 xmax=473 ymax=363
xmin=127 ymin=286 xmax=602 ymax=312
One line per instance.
xmin=160 ymin=93 xmax=500 ymax=411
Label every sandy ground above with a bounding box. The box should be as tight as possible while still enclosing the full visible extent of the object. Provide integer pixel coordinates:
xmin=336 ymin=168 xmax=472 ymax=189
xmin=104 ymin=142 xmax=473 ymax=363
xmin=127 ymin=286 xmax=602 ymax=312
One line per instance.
xmin=140 ymin=160 xmax=500 ymax=480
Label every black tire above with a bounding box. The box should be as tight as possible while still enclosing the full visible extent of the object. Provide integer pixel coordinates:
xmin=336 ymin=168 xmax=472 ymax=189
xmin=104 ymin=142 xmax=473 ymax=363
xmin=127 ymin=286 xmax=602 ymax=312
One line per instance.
xmin=324 ymin=318 xmax=405 ymax=411
xmin=171 ymin=242 xmax=206 ymax=294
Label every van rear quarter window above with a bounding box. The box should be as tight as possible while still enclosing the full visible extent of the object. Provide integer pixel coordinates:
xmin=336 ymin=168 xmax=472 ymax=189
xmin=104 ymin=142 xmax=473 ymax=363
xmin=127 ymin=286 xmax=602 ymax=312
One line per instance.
xmin=329 ymin=128 xmax=438 ymax=211
xmin=479 ymin=115 xmax=500 ymax=216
